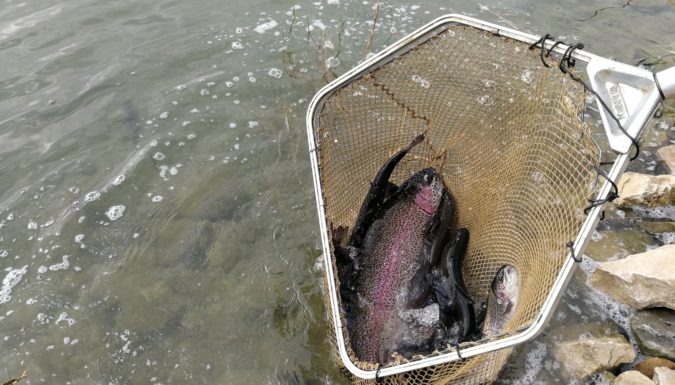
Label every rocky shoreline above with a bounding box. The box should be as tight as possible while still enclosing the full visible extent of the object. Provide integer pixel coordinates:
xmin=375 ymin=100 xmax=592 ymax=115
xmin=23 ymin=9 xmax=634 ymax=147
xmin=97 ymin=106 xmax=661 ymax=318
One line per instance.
xmin=552 ymin=155 xmax=675 ymax=385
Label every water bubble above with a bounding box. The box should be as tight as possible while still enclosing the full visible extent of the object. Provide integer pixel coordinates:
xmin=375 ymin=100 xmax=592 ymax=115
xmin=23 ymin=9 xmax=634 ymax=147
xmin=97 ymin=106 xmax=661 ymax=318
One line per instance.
xmin=175 ymin=84 xmax=186 ymax=91
xmin=225 ymin=81 xmax=234 ymax=87
xmin=268 ymin=68 xmax=283 ymax=78
xmin=232 ymin=41 xmax=243 ymax=49
xmin=521 ymin=70 xmax=534 ymax=84
xmin=84 ymin=191 xmax=101 ymax=202
xmin=74 ymin=234 xmax=85 ymax=243
xmin=325 ymin=57 xmax=340 ymax=68
xmin=153 ymin=152 xmax=166 ymax=161
xmin=254 ymin=19 xmax=278 ymax=34
xmin=112 ymin=175 xmax=125 ymax=186
xmin=159 ymin=111 xmax=169 ymax=119
xmin=200 ymin=89 xmax=210 ymax=96
xmin=48 ymin=255 xmax=69 ymax=271
xmin=27 ymin=221 xmax=38 ymax=230
xmin=105 ymin=205 xmax=126 ymax=221
xmin=151 ymin=195 xmax=164 ymax=203
xmin=169 ymin=167 xmax=178 ymax=176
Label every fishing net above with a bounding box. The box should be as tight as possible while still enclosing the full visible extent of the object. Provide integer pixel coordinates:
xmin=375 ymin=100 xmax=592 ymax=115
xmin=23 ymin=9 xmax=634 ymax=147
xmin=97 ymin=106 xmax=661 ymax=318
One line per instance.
xmin=311 ymin=24 xmax=601 ymax=385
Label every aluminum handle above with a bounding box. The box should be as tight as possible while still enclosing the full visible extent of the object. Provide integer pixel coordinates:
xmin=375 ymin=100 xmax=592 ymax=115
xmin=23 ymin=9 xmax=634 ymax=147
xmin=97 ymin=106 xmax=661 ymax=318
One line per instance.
xmin=655 ymin=66 xmax=675 ymax=100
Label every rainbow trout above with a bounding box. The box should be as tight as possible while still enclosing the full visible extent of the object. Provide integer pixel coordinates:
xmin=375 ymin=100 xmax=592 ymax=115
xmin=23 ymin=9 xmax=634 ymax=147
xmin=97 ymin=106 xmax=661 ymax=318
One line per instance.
xmin=333 ymin=135 xmax=477 ymax=364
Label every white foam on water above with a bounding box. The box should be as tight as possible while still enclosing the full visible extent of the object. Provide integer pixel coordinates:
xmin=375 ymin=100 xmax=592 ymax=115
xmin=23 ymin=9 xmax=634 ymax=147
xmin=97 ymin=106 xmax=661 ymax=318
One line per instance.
xmin=325 ymin=57 xmax=340 ymax=68
xmin=657 ymin=232 xmax=675 ymax=244
xmin=74 ymin=234 xmax=84 ymax=243
xmin=311 ymin=20 xmax=326 ymax=30
xmin=27 ymin=221 xmax=37 ymax=230
xmin=48 ymin=255 xmax=69 ymax=271
xmin=112 ymin=175 xmax=125 ymax=186
xmin=84 ymin=191 xmax=101 ymax=202
xmin=55 ymin=311 xmax=76 ymax=326
xmin=521 ymin=70 xmax=533 ymax=84
xmin=632 ymin=205 xmax=675 ymax=220
xmin=151 ymin=195 xmax=163 ymax=203
xmin=105 ymin=205 xmax=126 ymax=221
xmin=254 ymin=19 xmax=278 ymax=34
xmin=0 ymin=265 xmax=28 ymax=304
xmin=510 ymin=341 xmax=547 ymax=385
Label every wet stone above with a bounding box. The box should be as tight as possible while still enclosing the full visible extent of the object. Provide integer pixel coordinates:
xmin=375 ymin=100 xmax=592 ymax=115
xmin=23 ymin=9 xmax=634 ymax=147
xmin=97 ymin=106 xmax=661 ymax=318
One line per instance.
xmin=587 ymin=244 xmax=675 ymax=310
xmin=653 ymin=367 xmax=675 ymax=385
xmin=631 ymin=309 xmax=675 ymax=361
xmin=657 ymin=145 xmax=675 ymax=174
xmin=635 ymin=357 xmax=675 ymax=378
xmin=553 ymin=333 xmax=635 ymax=380
xmin=615 ymin=172 xmax=675 ymax=208
xmin=614 ymin=370 xmax=657 ymax=385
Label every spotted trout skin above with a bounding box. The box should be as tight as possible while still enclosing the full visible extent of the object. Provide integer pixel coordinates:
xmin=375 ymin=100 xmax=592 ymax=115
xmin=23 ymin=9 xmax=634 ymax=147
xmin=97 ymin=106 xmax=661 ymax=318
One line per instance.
xmin=352 ymin=169 xmax=444 ymax=363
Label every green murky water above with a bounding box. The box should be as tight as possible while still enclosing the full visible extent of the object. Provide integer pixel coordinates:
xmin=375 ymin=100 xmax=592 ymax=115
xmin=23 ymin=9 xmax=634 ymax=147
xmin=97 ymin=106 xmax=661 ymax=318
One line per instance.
xmin=1 ymin=0 xmax=673 ymax=384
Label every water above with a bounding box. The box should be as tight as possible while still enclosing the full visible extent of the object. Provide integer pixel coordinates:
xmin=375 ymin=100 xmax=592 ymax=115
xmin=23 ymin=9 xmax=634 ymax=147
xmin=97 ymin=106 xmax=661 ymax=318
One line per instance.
xmin=1 ymin=0 xmax=674 ymax=384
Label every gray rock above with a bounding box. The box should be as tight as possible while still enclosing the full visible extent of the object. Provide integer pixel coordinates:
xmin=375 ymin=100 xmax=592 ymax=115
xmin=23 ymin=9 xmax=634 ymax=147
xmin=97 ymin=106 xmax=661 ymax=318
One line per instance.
xmin=653 ymin=367 xmax=675 ymax=385
xmin=615 ymin=172 xmax=675 ymax=208
xmin=614 ymin=370 xmax=656 ymax=385
xmin=587 ymin=245 xmax=675 ymax=310
xmin=631 ymin=309 xmax=675 ymax=361
xmin=553 ymin=334 xmax=635 ymax=380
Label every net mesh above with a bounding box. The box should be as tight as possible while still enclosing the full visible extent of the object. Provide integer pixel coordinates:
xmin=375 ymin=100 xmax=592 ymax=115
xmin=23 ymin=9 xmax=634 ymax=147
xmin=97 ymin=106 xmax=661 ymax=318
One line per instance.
xmin=313 ymin=24 xmax=601 ymax=385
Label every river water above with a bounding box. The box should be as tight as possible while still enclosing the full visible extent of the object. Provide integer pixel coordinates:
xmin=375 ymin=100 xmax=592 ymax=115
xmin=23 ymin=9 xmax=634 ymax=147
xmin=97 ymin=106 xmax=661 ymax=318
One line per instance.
xmin=0 ymin=0 xmax=673 ymax=384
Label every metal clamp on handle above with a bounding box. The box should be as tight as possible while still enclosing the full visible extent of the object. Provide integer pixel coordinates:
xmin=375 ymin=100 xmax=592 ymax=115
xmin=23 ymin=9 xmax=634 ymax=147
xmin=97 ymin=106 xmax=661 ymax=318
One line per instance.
xmin=586 ymin=57 xmax=665 ymax=154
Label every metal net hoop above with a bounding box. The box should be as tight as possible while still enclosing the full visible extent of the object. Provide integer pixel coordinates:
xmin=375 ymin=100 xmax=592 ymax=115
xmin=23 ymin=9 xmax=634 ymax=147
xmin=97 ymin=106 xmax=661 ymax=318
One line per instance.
xmin=314 ymin=25 xmax=600 ymax=384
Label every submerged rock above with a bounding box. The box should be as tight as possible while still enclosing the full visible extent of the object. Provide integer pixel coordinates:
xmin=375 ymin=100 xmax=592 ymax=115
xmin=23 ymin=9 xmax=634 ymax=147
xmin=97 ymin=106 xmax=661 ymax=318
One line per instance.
xmin=656 ymin=145 xmax=675 ymax=174
xmin=615 ymin=172 xmax=675 ymax=208
xmin=631 ymin=309 xmax=675 ymax=361
xmin=653 ymin=367 xmax=675 ymax=385
xmin=614 ymin=370 xmax=656 ymax=385
xmin=587 ymin=244 xmax=675 ymax=310
xmin=635 ymin=357 xmax=675 ymax=378
xmin=553 ymin=334 xmax=635 ymax=380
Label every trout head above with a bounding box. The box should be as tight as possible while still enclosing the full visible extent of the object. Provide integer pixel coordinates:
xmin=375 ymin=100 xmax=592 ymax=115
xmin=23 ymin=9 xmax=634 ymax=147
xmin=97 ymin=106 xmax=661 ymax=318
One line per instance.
xmin=405 ymin=168 xmax=443 ymax=216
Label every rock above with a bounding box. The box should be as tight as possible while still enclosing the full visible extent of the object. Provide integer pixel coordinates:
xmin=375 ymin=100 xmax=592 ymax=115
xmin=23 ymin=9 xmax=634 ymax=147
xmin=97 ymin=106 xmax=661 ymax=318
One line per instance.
xmin=615 ymin=371 xmax=656 ymax=385
xmin=553 ymin=334 xmax=635 ymax=380
xmin=635 ymin=357 xmax=675 ymax=378
xmin=587 ymin=244 xmax=675 ymax=310
xmin=615 ymin=172 xmax=675 ymax=208
xmin=632 ymin=309 xmax=675 ymax=361
xmin=654 ymin=367 xmax=675 ymax=385
xmin=657 ymin=145 xmax=675 ymax=174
